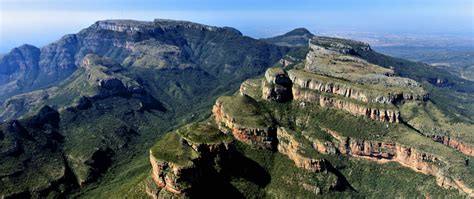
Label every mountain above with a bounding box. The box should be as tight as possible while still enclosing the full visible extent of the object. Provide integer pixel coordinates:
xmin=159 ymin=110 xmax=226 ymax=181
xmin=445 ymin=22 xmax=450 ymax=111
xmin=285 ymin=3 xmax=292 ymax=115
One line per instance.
xmin=146 ymin=36 xmax=474 ymax=198
xmin=1 ymin=21 xmax=473 ymax=198
xmin=0 ymin=19 xmax=289 ymax=198
xmin=0 ymin=19 xmax=290 ymax=121
xmin=262 ymin=28 xmax=314 ymax=47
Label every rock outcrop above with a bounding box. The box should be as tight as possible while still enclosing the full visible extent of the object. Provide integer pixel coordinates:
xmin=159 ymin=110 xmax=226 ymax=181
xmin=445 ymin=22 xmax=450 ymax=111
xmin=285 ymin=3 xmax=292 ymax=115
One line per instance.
xmin=212 ymin=95 xmax=277 ymax=150
xmin=293 ymin=87 xmax=400 ymax=123
xmin=262 ymin=67 xmax=293 ymax=102
xmin=277 ymin=127 xmax=326 ymax=172
xmin=149 ymin=122 xmax=232 ymax=197
xmin=149 ymin=149 xmax=199 ymax=195
xmin=288 ymin=70 xmax=426 ymax=105
xmin=431 ymin=135 xmax=474 ymax=156
xmin=322 ymin=128 xmax=474 ymax=197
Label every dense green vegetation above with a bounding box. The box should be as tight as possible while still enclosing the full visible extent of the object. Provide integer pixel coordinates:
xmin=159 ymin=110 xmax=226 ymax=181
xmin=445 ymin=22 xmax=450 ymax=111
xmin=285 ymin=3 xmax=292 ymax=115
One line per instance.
xmin=177 ymin=122 xmax=232 ymax=145
xmin=0 ymin=19 xmax=290 ymax=198
xmin=151 ymin=132 xmax=199 ymax=166
xmin=216 ymin=95 xmax=274 ymax=128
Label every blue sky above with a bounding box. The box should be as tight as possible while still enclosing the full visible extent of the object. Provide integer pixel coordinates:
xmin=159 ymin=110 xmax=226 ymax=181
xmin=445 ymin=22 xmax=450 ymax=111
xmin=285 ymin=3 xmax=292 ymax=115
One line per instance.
xmin=1 ymin=0 xmax=473 ymax=52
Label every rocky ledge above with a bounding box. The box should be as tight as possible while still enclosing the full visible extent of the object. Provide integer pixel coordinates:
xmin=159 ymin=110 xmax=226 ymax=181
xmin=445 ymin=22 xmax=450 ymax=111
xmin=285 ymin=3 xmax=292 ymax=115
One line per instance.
xmin=93 ymin=19 xmax=219 ymax=34
xmin=293 ymin=87 xmax=401 ymax=123
xmin=322 ymin=128 xmax=474 ymax=197
xmin=288 ymin=69 xmax=427 ymax=105
xmin=277 ymin=127 xmax=326 ymax=172
xmin=212 ymin=95 xmax=277 ymax=150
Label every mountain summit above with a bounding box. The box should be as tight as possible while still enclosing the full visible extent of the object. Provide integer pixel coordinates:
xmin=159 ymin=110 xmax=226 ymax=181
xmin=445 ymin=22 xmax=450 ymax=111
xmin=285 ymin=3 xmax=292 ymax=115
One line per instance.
xmin=262 ymin=28 xmax=314 ymax=47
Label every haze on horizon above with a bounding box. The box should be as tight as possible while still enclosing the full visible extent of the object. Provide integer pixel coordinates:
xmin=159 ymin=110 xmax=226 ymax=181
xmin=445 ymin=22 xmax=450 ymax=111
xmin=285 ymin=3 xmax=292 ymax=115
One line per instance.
xmin=0 ymin=0 xmax=473 ymax=53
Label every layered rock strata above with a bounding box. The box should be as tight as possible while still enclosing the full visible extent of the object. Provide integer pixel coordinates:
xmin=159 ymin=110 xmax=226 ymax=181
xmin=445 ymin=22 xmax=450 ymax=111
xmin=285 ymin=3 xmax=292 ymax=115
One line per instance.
xmin=322 ymin=128 xmax=474 ymax=197
xmin=293 ymin=87 xmax=400 ymax=123
xmin=212 ymin=96 xmax=277 ymax=150
xmin=288 ymin=69 xmax=426 ymax=105
xmin=431 ymin=135 xmax=473 ymax=156
xmin=277 ymin=127 xmax=326 ymax=172
xmin=149 ymin=122 xmax=232 ymax=197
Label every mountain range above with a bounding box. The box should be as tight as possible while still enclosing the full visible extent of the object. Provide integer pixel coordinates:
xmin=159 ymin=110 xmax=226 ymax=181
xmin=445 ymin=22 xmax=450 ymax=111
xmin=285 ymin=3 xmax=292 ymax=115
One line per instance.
xmin=0 ymin=19 xmax=473 ymax=198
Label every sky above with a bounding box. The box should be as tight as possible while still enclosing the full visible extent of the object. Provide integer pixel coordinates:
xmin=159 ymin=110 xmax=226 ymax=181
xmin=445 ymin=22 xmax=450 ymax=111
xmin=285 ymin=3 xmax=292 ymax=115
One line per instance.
xmin=0 ymin=0 xmax=473 ymax=53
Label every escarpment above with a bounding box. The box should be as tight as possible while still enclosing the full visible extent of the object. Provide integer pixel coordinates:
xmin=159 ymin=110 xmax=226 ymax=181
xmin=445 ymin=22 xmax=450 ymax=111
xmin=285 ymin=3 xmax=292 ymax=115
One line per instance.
xmin=321 ymin=128 xmax=474 ymax=197
xmin=277 ymin=127 xmax=326 ymax=172
xmin=262 ymin=67 xmax=293 ymax=102
xmin=430 ymin=135 xmax=473 ymax=156
xmin=293 ymin=87 xmax=401 ymax=123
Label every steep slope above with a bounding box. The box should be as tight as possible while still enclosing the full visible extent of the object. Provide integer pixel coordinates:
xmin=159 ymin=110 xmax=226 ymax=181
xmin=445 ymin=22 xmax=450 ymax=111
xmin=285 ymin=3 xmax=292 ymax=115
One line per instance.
xmin=146 ymin=36 xmax=473 ymax=198
xmin=0 ymin=19 xmax=289 ymax=198
xmin=0 ymin=19 xmax=288 ymax=106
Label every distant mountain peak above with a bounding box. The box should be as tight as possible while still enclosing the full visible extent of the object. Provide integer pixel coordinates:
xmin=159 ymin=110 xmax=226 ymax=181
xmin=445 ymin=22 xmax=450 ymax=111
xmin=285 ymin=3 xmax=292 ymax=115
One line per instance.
xmin=283 ymin=28 xmax=313 ymax=37
xmin=262 ymin=28 xmax=314 ymax=47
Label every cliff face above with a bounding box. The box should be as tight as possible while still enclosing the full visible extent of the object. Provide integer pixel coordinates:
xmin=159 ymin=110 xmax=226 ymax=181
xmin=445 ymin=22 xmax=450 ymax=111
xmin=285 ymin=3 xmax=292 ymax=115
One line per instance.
xmin=212 ymin=96 xmax=277 ymax=150
xmin=149 ymin=150 xmax=199 ymax=195
xmin=277 ymin=127 xmax=326 ymax=172
xmin=431 ymin=135 xmax=473 ymax=156
xmin=148 ymin=123 xmax=232 ymax=197
xmin=262 ymin=67 xmax=293 ymax=102
xmin=288 ymin=70 xmax=426 ymax=105
xmin=293 ymin=87 xmax=400 ymax=123
xmin=322 ymin=128 xmax=474 ymax=197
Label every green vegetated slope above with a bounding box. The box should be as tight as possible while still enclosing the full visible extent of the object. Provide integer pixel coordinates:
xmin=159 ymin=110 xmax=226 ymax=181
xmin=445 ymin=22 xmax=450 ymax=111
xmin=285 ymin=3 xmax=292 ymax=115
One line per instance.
xmin=0 ymin=19 xmax=290 ymax=198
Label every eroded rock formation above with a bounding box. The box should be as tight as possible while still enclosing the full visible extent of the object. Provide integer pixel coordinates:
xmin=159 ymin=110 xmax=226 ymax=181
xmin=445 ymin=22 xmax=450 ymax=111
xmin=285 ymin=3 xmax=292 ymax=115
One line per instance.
xmin=262 ymin=67 xmax=293 ymax=102
xmin=148 ymin=123 xmax=232 ymax=197
xmin=322 ymin=128 xmax=474 ymax=197
xmin=212 ymin=96 xmax=277 ymax=150
xmin=293 ymin=87 xmax=400 ymax=123
xmin=431 ymin=135 xmax=474 ymax=156
xmin=277 ymin=127 xmax=326 ymax=172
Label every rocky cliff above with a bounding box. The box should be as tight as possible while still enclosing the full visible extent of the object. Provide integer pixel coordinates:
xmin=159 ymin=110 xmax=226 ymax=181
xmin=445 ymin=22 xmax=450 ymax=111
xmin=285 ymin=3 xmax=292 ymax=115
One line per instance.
xmin=321 ymin=128 xmax=474 ymax=197
xmin=293 ymin=87 xmax=401 ymax=123
xmin=213 ymin=95 xmax=277 ymax=150
xmin=431 ymin=135 xmax=473 ymax=156
xmin=288 ymin=69 xmax=427 ymax=105
xmin=257 ymin=37 xmax=431 ymax=124
xmin=277 ymin=127 xmax=326 ymax=172
xmin=148 ymin=122 xmax=232 ymax=197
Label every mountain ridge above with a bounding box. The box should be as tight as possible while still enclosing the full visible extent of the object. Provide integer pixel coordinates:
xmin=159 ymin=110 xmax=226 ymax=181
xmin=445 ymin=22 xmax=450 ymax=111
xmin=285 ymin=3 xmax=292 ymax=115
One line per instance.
xmin=0 ymin=19 xmax=473 ymax=198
